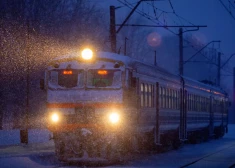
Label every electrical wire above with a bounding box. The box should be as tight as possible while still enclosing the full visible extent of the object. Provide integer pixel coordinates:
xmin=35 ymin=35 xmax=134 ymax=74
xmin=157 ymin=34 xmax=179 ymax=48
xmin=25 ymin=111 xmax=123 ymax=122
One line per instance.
xmin=218 ymin=0 xmax=235 ymax=21
xmin=228 ymin=0 xmax=235 ymax=9
xmin=117 ymin=0 xmax=234 ymax=75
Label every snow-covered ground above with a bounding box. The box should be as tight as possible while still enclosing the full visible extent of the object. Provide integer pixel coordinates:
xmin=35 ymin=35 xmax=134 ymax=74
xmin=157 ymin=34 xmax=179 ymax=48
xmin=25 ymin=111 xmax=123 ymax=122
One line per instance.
xmin=0 ymin=129 xmax=51 ymax=146
xmin=0 ymin=125 xmax=234 ymax=168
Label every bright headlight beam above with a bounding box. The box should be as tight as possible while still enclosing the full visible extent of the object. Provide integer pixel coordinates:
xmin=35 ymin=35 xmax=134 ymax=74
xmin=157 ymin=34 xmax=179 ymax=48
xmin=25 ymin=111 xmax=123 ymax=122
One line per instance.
xmin=51 ymin=113 xmax=59 ymax=122
xmin=81 ymin=48 xmax=93 ymax=60
xmin=109 ymin=113 xmax=120 ymax=124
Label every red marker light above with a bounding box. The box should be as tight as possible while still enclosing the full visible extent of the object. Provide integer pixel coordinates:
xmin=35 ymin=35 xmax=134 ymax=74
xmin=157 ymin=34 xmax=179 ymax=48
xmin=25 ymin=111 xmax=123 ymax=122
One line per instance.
xmin=63 ymin=70 xmax=73 ymax=75
xmin=97 ymin=70 xmax=107 ymax=75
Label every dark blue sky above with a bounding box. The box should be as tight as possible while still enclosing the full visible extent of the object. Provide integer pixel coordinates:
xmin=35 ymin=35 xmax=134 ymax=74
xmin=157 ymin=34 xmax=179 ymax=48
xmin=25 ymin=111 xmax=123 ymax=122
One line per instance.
xmin=97 ymin=0 xmax=235 ymax=56
xmin=97 ymin=0 xmax=235 ymax=95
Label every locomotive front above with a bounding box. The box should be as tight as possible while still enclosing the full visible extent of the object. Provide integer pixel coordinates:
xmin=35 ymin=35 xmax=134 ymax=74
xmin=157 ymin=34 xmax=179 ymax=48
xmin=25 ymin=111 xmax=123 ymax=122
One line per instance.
xmin=44 ymin=48 xmax=129 ymax=162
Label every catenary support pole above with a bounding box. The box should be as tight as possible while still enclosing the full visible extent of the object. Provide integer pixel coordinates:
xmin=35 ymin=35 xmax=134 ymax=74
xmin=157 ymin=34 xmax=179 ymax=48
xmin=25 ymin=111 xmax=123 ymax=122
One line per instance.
xmin=110 ymin=6 xmax=116 ymax=53
xmin=233 ymin=67 xmax=235 ymax=123
xmin=217 ymin=52 xmax=221 ymax=86
xmin=179 ymin=28 xmax=183 ymax=76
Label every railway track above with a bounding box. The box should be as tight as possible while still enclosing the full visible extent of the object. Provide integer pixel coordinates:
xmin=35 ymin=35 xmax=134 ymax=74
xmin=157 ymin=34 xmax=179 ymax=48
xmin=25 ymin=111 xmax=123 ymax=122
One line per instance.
xmin=180 ymin=142 xmax=235 ymax=168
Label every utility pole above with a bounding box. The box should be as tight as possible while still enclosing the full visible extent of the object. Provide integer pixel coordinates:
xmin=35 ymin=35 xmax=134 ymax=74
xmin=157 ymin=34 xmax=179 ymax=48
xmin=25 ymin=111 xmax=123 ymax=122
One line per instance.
xmin=217 ymin=52 xmax=221 ymax=86
xmin=20 ymin=13 xmax=30 ymax=144
xmin=110 ymin=6 xmax=116 ymax=53
xmin=234 ymin=67 xmax=235 ymax=123
xmin=110 ymin=0 xmax=143 ymax=53
xmin=179 ymin=28 xmax=183 ymax=76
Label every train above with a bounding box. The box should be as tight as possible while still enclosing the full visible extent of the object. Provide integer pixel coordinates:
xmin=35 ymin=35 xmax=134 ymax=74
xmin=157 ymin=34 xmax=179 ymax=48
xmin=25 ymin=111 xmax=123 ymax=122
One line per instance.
xmin=40 ymin=48 xmax=229 ymax=162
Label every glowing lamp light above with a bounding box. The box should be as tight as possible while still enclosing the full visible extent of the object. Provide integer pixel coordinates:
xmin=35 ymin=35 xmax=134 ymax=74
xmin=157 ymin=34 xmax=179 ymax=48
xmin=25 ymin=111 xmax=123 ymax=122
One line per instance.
xmin=98 ymin=70 xmax=107 ymax=75
xmin=63 ymin=70 xmax=73 ymax=75
xmin=147 ymin=32 xmax=162 ymax=47
xmin=81 ymin=48 xmax=93 ymax=60
xmin=51 ymin=113 xmax=59 ymax=122
xmin=109 ymin=113 xmax=120 ymax=124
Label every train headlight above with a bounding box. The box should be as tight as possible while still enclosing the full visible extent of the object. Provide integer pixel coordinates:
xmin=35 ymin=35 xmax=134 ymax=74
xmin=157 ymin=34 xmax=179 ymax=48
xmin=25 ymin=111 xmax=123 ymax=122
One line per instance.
xmin=51 ymin=113 xmax=59 ymax=123
xmin=109 ymin=112 xmax=120 ymax=124
xmin=81 ymin=48 xmax=93 ymax=60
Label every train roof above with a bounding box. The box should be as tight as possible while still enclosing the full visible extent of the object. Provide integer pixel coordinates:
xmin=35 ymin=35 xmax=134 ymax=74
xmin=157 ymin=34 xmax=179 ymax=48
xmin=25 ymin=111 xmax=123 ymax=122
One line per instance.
xmin=50 ymin=51 xmax=227 ymax=96
xmin=51 ymin=51 xmax=174 ymax=74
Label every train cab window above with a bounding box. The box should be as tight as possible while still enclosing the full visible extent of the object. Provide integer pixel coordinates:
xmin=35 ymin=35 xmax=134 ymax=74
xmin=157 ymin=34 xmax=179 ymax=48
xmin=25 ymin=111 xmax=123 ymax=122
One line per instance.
xmin=49 ymin=71 xmax=58 ymax=85
xmin=49 ymin=69 xmax=85 ymax=88
xmin=87 ymin=69 xmax=121 ymax=88
xmin=59 ymin=70 xmax=84 ymax=88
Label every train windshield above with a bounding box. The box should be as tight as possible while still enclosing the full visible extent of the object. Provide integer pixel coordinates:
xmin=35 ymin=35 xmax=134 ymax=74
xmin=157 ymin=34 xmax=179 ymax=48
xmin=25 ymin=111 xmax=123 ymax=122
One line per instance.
xmin=49 ymin=69 xmax=84 ymax=88
xmin=87 ymin=69 xmax=122 ymax=88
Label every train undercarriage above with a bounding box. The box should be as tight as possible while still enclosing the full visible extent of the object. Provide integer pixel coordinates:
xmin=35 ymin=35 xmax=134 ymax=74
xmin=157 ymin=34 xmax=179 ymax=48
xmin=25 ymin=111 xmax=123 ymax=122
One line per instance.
xmin=50 ymin=124 xmax=227 ymax=164
xmin=52 ymin=128 xmax=136 ymax=163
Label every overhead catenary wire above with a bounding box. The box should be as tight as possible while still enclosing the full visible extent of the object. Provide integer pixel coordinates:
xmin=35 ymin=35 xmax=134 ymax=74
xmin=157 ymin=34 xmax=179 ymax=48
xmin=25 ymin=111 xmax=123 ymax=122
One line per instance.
xmin=117 ymin=0 xmax=233 ymax=76
xmin=218 ymin=0 xmax=235 ymax=21
xmin=228 ymin=0 xmax=235 ymax=9
xmin=122 ymin=1 xmax=213 ymax=57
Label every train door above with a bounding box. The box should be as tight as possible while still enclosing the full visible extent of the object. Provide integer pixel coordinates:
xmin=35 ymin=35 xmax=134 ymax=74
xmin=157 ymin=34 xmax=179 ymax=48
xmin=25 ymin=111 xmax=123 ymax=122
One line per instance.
xmin=155 ymin=82 xmax=160 ymax=144
xmin=209 ymin=96 xmax=214 ymax=136
xmin=179 ymin=88 xmax=187 ymax=140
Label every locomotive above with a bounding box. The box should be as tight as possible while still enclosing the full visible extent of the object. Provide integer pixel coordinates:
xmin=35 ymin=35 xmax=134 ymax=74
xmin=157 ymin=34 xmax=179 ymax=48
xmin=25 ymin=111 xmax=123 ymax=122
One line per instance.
xmin=40 ymin=48 xmax=229 ymax=162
